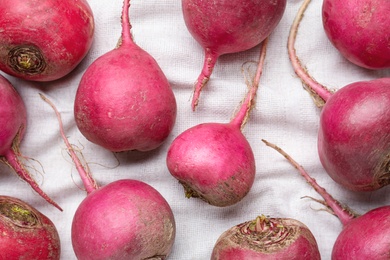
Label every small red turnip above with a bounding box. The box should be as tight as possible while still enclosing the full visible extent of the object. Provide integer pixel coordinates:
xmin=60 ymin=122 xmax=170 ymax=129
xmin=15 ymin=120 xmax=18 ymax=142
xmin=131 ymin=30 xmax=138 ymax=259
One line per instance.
xmin=0 ymin=0 xmax=94 ymax=81
xmin=74 ymin=0 xmax=177 ymax=152
xmin=182 ymin=0 xmax=286 ymax=110
xmin=211 ymin=215 xmax=321 ymax=259
xmin=42 ymin=94 xmax=176 ymax=260
xmin=322 ymin=0 xmax=390 ymax=69
xmin=0 ymin=74 xmax=61 ymax=210
xmin=288 ymin=0 xmax=390 ymax=192
xmin=0 ymin=195 xmax=61 ymax=259
xmin=166 ymin=39 xmax=268 ymax=207
xmin=263 ymin=139 xmax=390 ymax=259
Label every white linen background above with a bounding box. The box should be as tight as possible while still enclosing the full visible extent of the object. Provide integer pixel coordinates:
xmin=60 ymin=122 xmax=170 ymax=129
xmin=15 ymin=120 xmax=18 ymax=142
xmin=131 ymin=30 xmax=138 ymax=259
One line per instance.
xmin=1 ymin=0 xmax=390 ymax=259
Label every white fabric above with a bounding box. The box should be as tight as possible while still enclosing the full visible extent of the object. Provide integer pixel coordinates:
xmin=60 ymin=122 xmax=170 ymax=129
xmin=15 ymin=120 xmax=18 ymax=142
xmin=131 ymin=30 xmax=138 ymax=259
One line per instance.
xmin=2 ymin=0 xmax=389 ymax=259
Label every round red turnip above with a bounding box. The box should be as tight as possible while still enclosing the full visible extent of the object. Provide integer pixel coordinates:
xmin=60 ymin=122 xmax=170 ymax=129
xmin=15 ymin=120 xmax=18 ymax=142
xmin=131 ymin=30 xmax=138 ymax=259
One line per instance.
xmin=322 ymin=0 xmax=390 ymax=69
xmin=0 ymin=0 xmax=94 ymax=81
xmin=41 ymin=91 xmax=176 ymax=259
xmin=211 ymin=215 xmax=321 ymax=259
xmin=166 ymin=39 xmax=268 ymax=207
xmin=0 ymin=195 xmax=61 ymax=259
xmin=0 ymin=74 xmax=61 ymax=210
xmin=74 ymin=0 xmax=176 ymax=152
xmin=263 ymin=139 xmax=390 ymax=259
xmin=182 ymin=0 xmax=286 ymax=110
xmin=288 ymin=0 xmax=390 ymax=192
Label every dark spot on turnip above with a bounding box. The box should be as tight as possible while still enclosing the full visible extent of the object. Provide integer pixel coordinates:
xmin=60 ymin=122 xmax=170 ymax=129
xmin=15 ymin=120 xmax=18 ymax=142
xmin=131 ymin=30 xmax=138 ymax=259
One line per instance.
xmin=7 ymin=45 xmax=46 ymax=75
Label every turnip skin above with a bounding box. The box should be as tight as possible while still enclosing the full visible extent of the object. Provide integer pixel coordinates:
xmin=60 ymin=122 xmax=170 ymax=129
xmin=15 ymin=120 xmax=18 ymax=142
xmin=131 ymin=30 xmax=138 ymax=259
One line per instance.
xmin=74 ymin=0 xmax=177 ymax=152
xmin=332 ymin=206 xmax=390 ymax=259
xmin=318 ymin=78 xmax=390 ymax=191
xmin=322 ymin=0 xmax=390 ymax=69
xmin=182 ymin=0 xmax=286 ymax=110
xmin=0 ymin=75 xmax=61 ymax=210
xmin=288 ymin=0 xmax=390 ymax=192
xmin=0 ymin=0 xmax=94 ymax=81
xmin=211 ymin=216 xmax=321 ymax=260
xmin=71 ymin=179 xmax=176 ymax=260
xmin=167 ymin=122 xmax=256 ymax=207
xmin=0 ymin=195 xmax=61 ymax=259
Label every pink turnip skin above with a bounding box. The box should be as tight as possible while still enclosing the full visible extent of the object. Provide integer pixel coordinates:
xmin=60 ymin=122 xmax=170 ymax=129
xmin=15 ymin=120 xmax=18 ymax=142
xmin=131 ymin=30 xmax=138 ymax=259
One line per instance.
xmin=288 ymin=0 xmax=390 ymax=192
xmin=74 ymin=0 xmax=176 ymax=152
xmin=263 ymin=139 xmax=390 ymax=260
xmin=211 ymin=215 xmax=321 ymax=260
xmin=322 ymin=0 xmax=390 ymax=69
xmin=0 ymin=0 xmax=94 ymax=81
xmin=0 ymin=75 xmax=61 ymax=210
xmin=166 ymin=40 xmax=268 ymax=207
xmin=0 ymin=195 xmax=61 ymax=259
xmin=182 ymin=0 xmax=286 ymax=110
xmin=41 ymin=93 xmax=176 ymax=259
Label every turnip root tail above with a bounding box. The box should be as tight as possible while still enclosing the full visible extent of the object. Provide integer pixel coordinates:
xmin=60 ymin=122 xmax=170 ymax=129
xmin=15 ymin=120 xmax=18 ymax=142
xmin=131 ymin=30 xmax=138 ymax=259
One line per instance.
xmin=287 ymin=0 xmax=333 ymax=107
xmin=262 ymin=139 xmax=358 ymax=226
xmin=231 ymin=38 xmax=268 ymax=130
xmin=2 ymin=146 xmax=62 ymax=211
xmin=191 ymin=49 xmax=219 ymax=111
xmin=118 ymin=0 xmax=134 ymax=47
xmin=40 ymin=94 xmax=98 ymax=194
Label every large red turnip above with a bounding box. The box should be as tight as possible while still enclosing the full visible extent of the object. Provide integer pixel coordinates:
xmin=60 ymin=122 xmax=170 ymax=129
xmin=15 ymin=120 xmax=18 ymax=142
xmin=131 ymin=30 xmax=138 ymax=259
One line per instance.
xmin=74 ymin=0 xmax=176 ymax=152
xmin=211 ymin=215 xmax=321 ymax=259
xmin=322 ymin=0 xmax=390 ymax=69
xmin=42 ymin=94 xmax=176 ymax=260
xmin=0 ymin=195 xmax=61 ymax=259
xmin=288 ymin=0 xmax=390 ymax=192
xmin=166 ymin=39 xmax=268 ymax=207
xmin=182 ymin=0 xmax=286 ymax=110
xmin=0 ymin=74 xmax=61 ymax=210
xmin=263 ymin=139 xmax=390 ymax=259
xmin=0 ymin=0 xmax=94 ymax=81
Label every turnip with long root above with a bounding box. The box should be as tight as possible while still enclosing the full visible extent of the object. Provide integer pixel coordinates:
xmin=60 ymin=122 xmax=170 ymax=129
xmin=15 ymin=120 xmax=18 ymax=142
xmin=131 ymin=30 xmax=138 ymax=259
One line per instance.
xmin=263 ymin=139 xmax=390 ymax=259
xmin=322 ymin=0 xmax=390 ymax=69
xmin=74 ymin=0 xmax=176 ymax=153
xmin=41 ymin=94 xmax=176 ymax=260
xmin=0 ymin=75 xmax=61 ymax=211
xmin=288 ymin=0 xmax=390 ymax=192
xmin=210 ymin=215 xmax=321 ymax=259
xmin=0 ymin=195 xmax=61 ymax=259
xmin=166 ymin=38 xmax=268 ymax=207
xmin=182 ymin=0 xmax=286 ymax=110
xmin=0 ymin=0 xmax=94 ymax=81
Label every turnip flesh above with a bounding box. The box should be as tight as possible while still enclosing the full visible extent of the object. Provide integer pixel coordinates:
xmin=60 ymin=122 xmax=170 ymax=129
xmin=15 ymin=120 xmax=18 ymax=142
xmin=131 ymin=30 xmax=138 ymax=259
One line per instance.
xmin=0 ymin=195 xmax=60 ymax=259
xmin=0 ymin=0 xmax=94 ymax=81
xmin=42 ymin=78 xmax=176 ymax=259
xmin=263 ymin=139 xmax=390 ymax=259
xmin=182 ymin=0 xmax=286 ymax=110
xmin=322 ymin=0 xmax=390 ymax=69
xmin=74 ymin=0 xmax=176 ymax=152
xmin=288 ymin=0 xmax=390 ymax=192
xmin=211 ymin=215 xmax=321 ymax=260
xmin=0 ymin=75 xmax=61 ymax=210
xmin=166 ymin=39 xmax=268 ymax=207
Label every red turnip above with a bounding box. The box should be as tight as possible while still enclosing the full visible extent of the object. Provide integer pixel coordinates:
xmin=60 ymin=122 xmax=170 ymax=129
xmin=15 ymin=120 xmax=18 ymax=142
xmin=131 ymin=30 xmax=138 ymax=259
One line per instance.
xmin=182 ymin=0 xmax=286 ymax=110
xmin=0 ymin=195 xmax=61 ymax=259
xmin=166 ymin=39 xmax=268 ymax=207
xmin=211 ymin=215 xmax=321 ymax=259
xmin=0 ymin=0 xmax=94 ymax=81
xmin=0 ymin=74 xmax=61 ymax=210
xmin=263 ymin=139 xmax=390 ymax=259
xmin=288 ymin=0 xmax=390 ymax=192
xmin=74 ymin=0 xmax=176 ymax=152
xmin=322 ymin=0 xmax=390 ymax=69
xmin=41 ymin=94 xmax=176 ymax=260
